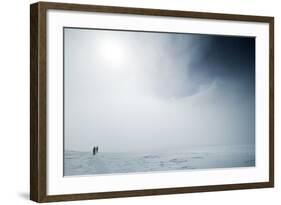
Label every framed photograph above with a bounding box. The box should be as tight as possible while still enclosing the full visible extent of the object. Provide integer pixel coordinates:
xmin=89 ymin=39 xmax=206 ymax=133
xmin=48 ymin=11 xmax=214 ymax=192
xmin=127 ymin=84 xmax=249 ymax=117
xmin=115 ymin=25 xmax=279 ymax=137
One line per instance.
xmin=30 ymin=1 xmax=274 ymax=202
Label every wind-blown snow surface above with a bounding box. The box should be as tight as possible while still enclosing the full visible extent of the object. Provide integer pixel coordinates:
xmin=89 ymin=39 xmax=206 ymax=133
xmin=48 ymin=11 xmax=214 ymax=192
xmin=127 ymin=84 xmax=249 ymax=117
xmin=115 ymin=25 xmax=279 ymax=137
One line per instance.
xmin=64 ymin=145 xmax=255 ymax=176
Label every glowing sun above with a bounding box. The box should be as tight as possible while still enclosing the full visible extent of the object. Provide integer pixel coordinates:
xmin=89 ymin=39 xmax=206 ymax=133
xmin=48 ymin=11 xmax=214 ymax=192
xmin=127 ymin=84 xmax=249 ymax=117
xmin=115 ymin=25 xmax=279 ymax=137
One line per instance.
xmin=97 ymin=37 xmax=129 ymax=69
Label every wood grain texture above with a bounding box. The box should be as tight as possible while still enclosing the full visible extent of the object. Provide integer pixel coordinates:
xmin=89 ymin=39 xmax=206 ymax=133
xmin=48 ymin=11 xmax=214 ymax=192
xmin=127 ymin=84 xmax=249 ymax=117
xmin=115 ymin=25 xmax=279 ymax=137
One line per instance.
xmin=30 ymin=3 xmax=39 ymax=202
xmin=30 ymin=1 xmax=274 ymax=202
xmin=269 ymin=17 xmax=274 ymax=187
xmin=30 ymin=2 xmax=47 ymax=202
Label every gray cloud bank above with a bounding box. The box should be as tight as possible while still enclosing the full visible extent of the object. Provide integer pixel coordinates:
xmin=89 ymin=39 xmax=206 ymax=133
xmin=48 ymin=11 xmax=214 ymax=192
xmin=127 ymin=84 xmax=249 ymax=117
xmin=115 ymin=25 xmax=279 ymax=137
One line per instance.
xmin=64 ymin=28 xmax=255 ymax=152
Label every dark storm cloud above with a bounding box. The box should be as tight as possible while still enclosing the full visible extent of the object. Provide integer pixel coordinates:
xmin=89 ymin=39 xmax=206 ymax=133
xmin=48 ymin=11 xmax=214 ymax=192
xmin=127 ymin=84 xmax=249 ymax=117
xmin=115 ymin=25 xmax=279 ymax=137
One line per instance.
xmin=187 ymin=36 xmax=255 ymax=95
xmin=154 ymin=34 xmax=255 ymax=99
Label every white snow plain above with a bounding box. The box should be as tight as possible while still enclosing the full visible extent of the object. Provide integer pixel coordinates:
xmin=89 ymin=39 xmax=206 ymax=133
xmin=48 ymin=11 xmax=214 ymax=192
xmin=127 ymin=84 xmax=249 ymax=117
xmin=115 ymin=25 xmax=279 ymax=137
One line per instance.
xmin=64 ymin=145 xmax=255 ymax=176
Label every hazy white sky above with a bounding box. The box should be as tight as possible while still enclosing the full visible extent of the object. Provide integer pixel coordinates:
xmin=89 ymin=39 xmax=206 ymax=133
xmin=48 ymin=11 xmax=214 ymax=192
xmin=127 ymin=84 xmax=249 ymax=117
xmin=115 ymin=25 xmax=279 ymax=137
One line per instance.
xmin=64 ymin=28 xmax=255 ymax=152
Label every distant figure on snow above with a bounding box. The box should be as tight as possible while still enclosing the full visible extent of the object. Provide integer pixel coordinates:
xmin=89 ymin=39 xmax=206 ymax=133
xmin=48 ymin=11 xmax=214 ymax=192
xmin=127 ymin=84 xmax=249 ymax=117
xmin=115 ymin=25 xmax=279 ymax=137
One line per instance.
xmin=92 ymin=146 xmax=99 ymax=155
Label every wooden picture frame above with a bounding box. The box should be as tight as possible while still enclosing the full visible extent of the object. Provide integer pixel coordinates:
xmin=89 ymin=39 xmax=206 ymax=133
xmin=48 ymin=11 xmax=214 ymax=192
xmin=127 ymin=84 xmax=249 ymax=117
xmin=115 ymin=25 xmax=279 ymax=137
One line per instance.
xmin=30 ymin=1 xmax=274 ymax=202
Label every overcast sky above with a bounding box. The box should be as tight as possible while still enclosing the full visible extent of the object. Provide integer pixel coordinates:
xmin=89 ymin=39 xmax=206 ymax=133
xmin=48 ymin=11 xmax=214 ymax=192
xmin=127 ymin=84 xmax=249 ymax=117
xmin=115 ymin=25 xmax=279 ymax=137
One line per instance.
xmin=64 ymin=28 xmax=255 ymax=152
